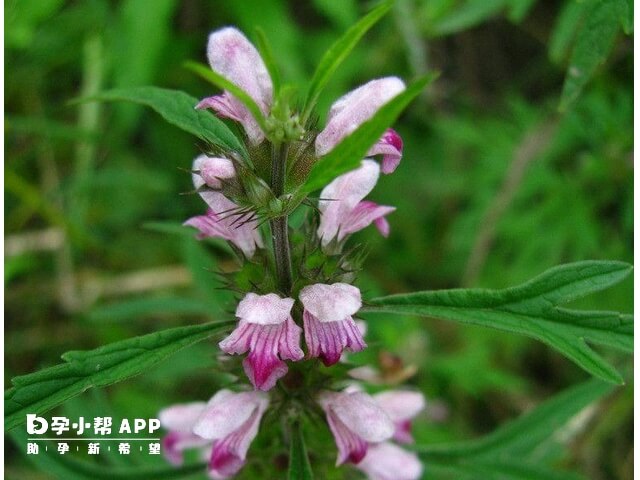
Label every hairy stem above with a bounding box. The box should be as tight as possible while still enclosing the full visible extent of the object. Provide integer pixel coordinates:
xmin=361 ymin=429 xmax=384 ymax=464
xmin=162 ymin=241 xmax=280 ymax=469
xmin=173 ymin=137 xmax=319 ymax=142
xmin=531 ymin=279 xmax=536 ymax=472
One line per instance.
xmin=270 ymin=143 xmax=293 ymax=294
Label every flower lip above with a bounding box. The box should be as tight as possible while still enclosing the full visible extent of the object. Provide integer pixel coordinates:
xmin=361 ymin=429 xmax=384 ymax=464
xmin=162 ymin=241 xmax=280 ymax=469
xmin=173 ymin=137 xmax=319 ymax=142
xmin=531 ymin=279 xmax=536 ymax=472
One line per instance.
xmin=235 ymin=292 xmax=295 ymax=325
xmin=299 ymin=283 xmax=361 ymax=322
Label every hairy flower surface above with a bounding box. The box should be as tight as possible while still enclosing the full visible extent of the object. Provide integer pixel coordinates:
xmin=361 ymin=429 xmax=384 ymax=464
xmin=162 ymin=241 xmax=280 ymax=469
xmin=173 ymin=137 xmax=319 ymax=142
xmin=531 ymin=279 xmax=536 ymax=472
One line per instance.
xmin=319 ymin=390 xmax=395 ymax=465
xmin=318 ymin=160 xmax=395 ymax=246
xmin=316 ymin=77 xmax=405 ymax=173
xmin=374 ymin=390 xmax=426 ymax=443
xmin=184 ymin=155 xmax=263 ymax=257
xmin=159 ymin=402 xmax=211 ymax=465
xmin=300 ymin=283 xmax=366 ymax=365
xmin=196 ymin=27 xmax=273 ymax=144
xmin=356 ymin=441 xmax=423 ymax=480
xmin=195 ymin=390 xmax=269 ymax=479
xmin=219 ymin=293 xmax=303 ymax=390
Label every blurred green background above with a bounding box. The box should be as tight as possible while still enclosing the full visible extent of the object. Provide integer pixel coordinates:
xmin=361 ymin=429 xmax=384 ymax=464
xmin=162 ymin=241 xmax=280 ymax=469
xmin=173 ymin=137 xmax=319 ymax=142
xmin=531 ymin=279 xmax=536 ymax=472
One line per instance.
xmin=5 ymin=0 xmax=632 ymax=478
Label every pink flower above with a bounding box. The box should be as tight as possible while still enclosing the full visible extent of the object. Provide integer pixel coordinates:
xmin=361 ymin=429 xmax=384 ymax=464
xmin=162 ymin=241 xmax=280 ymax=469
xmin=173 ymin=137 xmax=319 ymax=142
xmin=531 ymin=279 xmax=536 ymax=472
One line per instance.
xmin=373 ymin=390 xmax=426 ymax=444
xmin=219 ymin=293 xmax=303 ymax=391
xmin=184 ymin=155 xmax=263 ymax=258
xmin=159 ymin=402 xmax=211 ymax=465
xmin=318 ymin=390 xmax=395 ymax=465
xmin=355 ymin=441 xmax=423 ymax=480
xmin=317 ymin=160 xmax=395 ymax=246
xmin=300 ymin=283 xmax=366 ymax=366
xmin=316 ymin=77 xmax=406 ymax=174
xmin=196 ymin=27 xmax=273 ymax=145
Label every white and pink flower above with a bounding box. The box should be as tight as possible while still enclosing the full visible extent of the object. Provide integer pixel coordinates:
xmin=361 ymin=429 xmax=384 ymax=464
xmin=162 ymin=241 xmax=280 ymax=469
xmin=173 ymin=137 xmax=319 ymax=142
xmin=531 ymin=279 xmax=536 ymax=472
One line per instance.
xmin=159 ymin=390 xmax=269 ymax=480
xmin=316 ymin=77 xmax=406 ymax=174
xmin=318 ymin=390 xmax=394 ymax=465
xmin=300 ymin=283 xmax=367 ymax=366
xmin=355 ymin=441 xmax=423 ymax=480
xmin=196 ymin=28 xmax=273 ymax=145
xmin=373 ymin=390 xmax=426 ymax=444
xmin=317 ymin=160 xmax=395 ymax=246
xmin=219 ymin=293 xmax=303 ymax=391
xmin=184 ymin=155 xmax=263 ymax=258
xmin=159 ymin=402 xmax=211 ymax=465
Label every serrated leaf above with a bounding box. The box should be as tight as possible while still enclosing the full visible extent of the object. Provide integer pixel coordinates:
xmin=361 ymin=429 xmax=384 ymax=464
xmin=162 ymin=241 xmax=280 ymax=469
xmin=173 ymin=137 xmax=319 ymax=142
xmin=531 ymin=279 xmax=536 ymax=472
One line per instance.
xmin=417 ymin=379 xmax=613 ymax=479
xmin=301 ymin=74 xmax=434 ymax=194
xmin=288 ymin=421 xmax=314 ymax=480
xmin=83 ymin=87 xmax=244 ymax=152
xmin=5 ymin=320 xmax=234 ymax=430
xmin=559 ymin=0 xmax=625 ymax=110
xmin=184 ymin=61 xmax=268 ymax=134
xmin=366 ymin=261 xmax=633 ymax=383
xmin=302 ymin=0 xmax=393 ymax=119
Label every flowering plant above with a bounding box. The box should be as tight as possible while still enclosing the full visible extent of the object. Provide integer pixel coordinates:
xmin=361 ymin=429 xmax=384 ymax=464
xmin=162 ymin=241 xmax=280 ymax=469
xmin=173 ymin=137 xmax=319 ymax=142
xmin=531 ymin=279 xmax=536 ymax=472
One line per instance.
xmin=5 ymin=2 xmax=632 ymax=479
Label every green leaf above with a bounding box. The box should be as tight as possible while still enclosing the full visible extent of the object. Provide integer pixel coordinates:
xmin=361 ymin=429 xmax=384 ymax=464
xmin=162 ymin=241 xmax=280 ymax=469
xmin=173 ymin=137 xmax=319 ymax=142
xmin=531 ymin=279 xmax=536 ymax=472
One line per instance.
xmin=302 ymin=0 xmax=394 ymax=119
xmin=428 ymin=0 xmax=506 ymax=37
xmin=84 ymin=86 xmax=244 ymax=152
xmin=254 ymin=27 xmax=282 ymax=96
xmin=559 ymin=0 xmax=626 ymax=110
xmin=548 ymin=0 xmax=587 ymax=64
xmin=184 ymin=60 xmax=268 ymax=134
xmin=288 ymin=421 xmax=314 ymax=480
xmin=301 ymin=74 xmax=435 ymax=194
xmin=366 ymin=261 xmax=633 ymax=384
xmin=417 ymin=379 xmax=613 ymax=479
xmin=5 ymin=320 xmax=234 ymax=430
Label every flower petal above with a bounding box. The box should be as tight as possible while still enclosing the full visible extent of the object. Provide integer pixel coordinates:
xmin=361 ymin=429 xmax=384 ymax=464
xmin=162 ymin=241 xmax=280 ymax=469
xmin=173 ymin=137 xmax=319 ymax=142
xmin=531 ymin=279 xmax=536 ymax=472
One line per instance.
xmin=303 ymin=311 xmax=366 ymax=366
xmin=356 ymin=442 xmax=423 ymax=480
xmin=201 ymin=27 xmax=273 ymax=144
xmin=318 ymin=160 xmax=380 ymax=244
xmin=327 ymin=392 xmax=395 ymax=443
xmin=299 ymin=283 xmax=361 ymax=322
xmin=236 ymin=292 xmax=295 ymax=325
xmin=193 ymin=155 xmax=235 ymax=189
xmin=368 ymin=128 xmax=403 ymax=174
xmin=341 ymin=200 xmax=395 ymax=240
xmin=193 ymin=391 xmax=268 ymax=440
xmin=159 ymin=402 xmax=207 ymax=433
xmin=373 ymin=391 xmax=426 ymax=422
xmin=315 ymin=77 xmax=406 ymax=157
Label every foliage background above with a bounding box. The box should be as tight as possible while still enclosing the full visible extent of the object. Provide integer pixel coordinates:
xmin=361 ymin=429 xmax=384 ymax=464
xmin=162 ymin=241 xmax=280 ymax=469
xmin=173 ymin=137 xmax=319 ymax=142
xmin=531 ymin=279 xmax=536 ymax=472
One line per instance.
xmin=5 ymin=0 xmax=633 ymax=478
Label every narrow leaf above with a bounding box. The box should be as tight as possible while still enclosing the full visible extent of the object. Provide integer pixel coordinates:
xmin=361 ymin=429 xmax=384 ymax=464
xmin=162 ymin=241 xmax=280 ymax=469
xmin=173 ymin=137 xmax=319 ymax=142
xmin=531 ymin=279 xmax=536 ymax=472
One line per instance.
xmin=4 ymin=320 xmax=234 ymax=430
xmin=559 ymin=0 xmax=625 ymax=110
xmin=302 ymin=74 xmax=435 ymax=194
xmin=303 ymin=0 xmax=393 ymax=118
xmin=184 ymin=60 xmax=268 ymax=134
xmin=288 ymin=421 xmax=314 ymax=480
xmin=84 ymin=86 xmax=244 ymax=152
xmin=417 ymin=379 xmax=612 ymax=479
xmin=254 ymin=27 xmax=282 ymax=96
xmin=366 ymin=261 xmax=632 ymax=383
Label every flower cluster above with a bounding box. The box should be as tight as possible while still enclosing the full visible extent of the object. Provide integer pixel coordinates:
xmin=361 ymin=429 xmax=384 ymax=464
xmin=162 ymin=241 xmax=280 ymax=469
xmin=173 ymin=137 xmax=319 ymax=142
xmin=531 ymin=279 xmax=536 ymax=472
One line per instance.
xmin=161 ymin=27 xmax=425 ymax=479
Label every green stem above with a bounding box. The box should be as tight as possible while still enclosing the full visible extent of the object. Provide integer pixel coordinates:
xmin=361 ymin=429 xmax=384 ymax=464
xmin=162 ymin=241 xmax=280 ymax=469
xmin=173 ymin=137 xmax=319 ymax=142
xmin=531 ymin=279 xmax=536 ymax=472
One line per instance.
xmin=270 ymin=143 xmax=293 ymax=294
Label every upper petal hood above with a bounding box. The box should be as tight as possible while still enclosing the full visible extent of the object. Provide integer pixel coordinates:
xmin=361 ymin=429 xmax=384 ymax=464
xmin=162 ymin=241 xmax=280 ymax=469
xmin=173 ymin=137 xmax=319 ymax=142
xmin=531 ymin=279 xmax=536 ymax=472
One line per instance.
xmin=198 ymin=27 xmax=273 ymax=144
xmin=373 ymin=391 xmax=426 ymax=422
xmin=299 ymin=283 xmax=362 ymax=322
xmin=315 ymin=77 xmax=405 ymax=157
xmin=193 ymin=390 xmax=269 ymax=440
xmin=236 ymin=292 xmax=295 ymax=325
xmin=320 ymin=391 xmax=394 ymax=443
